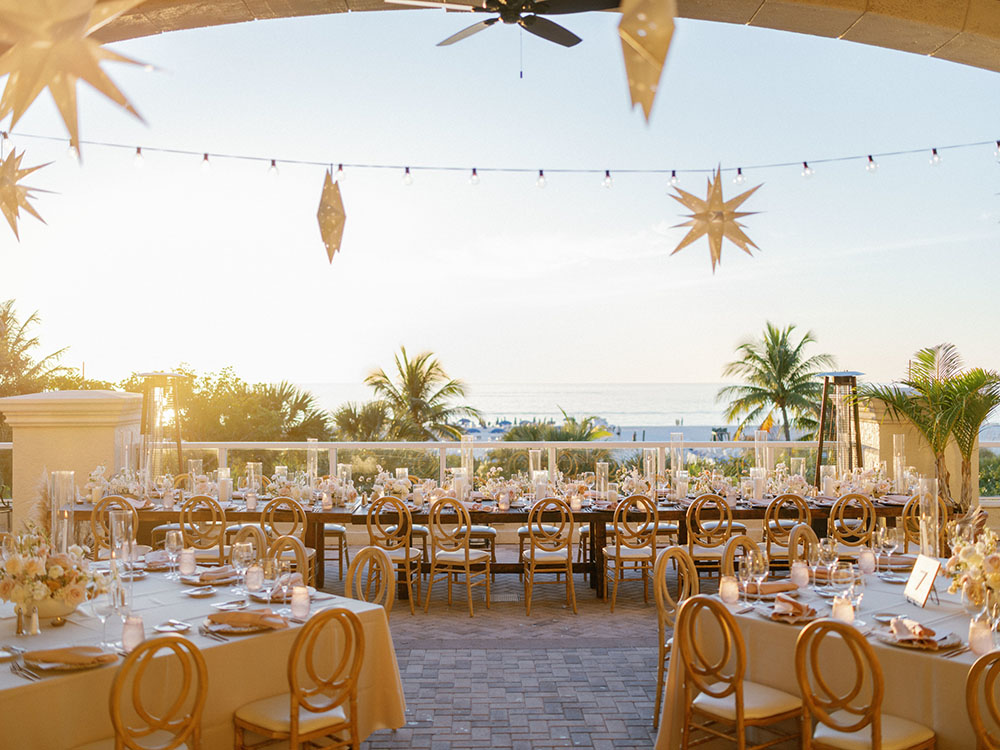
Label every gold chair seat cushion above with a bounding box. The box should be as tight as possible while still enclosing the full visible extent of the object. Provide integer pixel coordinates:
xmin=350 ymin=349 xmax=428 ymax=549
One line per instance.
xmin=73 ymin=731 xmax=190 ymax=750
xmin=151 ymin=522 xmax=181 ymax=533
xmin=767 ymin=519 xmax=799 ymax=531
xmin=812 ymin=710 xmax=935 ymax=750
xmin=278 ymin=547 xmax=317 ymax=560
xmin=324 ymin=523 xmax=347 ymax=534
xmin=235 ymin=692 xmax=348 ymax=736
xmin=692 ymin=680 xmax=801 ymax=722
xmin=655 ymin=522 xmax=679 ymax=533
xmin=602 ymin=545 xmax=655 ymax=560
xmin=579 ymin=524 xmax=610 ymax=535
xmin=699 ymin=521 xmax=748 ymax=533
xmin=386 ymin=524 xmax=429 ymax=537
xmin=516 ymin=525 xmax=561 ymax=536
xmin=434 ymin=549 xmax=491 ymax=564
xmin=521 ymin=548 xmax=572 ymax=563
xmin=457 ymin=525 xmax=497 ymax=536
xmin=385 ymin=546 xmax=423 ymax=562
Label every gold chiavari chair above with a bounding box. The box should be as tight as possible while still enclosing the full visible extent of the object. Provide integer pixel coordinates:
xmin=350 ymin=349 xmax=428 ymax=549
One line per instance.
xmin=424 ymin=497 xmax=491 ymax=617
xmin=73 ymin=635 xmax=208 ymax=750
xmin=788 ymin=523 xmax=820 ymax=564
xmin=261 ymin=497 xmax=317 ymax=585
xmin=653 ymin=546 xmax=699 ymax=730
xmin=764 ymin=493 xmax=812 ymax=563
xmin=346 ymin=545 xmax=395 ymax=613
xmin=901 ymin=493 xmax=950 ymax=555
xmin=172 ymin=473 xmax=190 ymax=489
xmin=796 ymin=618 xmax=935 ymax=750
xmin=269 ymin=534 xmax=309 ymax=582
xmin=228 ymin=524 xmax=268 ymax=564
xmin=604 ymin=494 xmax=658 ymax=613
xmin=367 ymin=495 xmax=421 ymax=614
xmin=522 ymin=496 xmax=576 ymax=616
xmin=180 ymin=495 xmax=229 ymax=566
xmin=90 ymin=495 xmax=139 ymax=561
xmin=968 ymin=651 xmax=1000 ymax=750
xmin=686 ymin=494 xmax=734 ymax=575
xmin=676 ymin=595 xmax=801 ymax=749
xmin=323 ymin=521 xmax=352 ymax=581
xmin=234 ymin=607 xmax=364 ymax=750
xmin=720 ymin=534 xmax=761 ymax=578
xmin=828 ymin=493 xmax=876 ymax=550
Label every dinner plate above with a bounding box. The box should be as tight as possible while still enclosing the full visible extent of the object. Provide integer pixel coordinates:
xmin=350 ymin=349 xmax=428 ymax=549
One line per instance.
xmin=181 ymin=574 xmax=238 ymax=587
xmin=211 ymin=600 xmax=249 ymax=611
xmin=872 ymin=629 xmax=960 ymax=651
xmin=0 ymin=649 xmax=16 ymax=663
xmin=154 ymin=620 xmax=192 ymax=633
xmin=249 ymin=586 xmax=317 ymax=603
xmin=119 ymin=569 xmax=147 ymax=581
xmin=873 ymin=612 xmax=905 ymax=625
xmin=203 ymin=620 xmax=270 ymax=636
xmin=878 ymin=573 xmax=909 ymax=584
xmin=743 ymin=588 xmax=800 ymax=601
xmin=183 ymin=586 xmax=217 ymax=598
xmin=754 ymin=604 xmax=818 ymax=624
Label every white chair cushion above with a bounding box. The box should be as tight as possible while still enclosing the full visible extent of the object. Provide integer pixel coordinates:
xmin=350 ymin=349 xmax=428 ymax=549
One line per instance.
xmin=813 ymin=710 xmax=935 ymax=750
xmin=435 ymin=549 xmax=491 ymax=564
xmin=699 ymin=521 xmax=748 ymax=533
xmin=692 ymin=680 xmax=801 ymax=722
xmin=194 ymin=546 xmax=230 ymax=561
xmin=324 ymin=523 xmax=347 ymax=534
xmin=521 ymin=548 xmax=572 ymax=563
xmin=516 ymin=525 xmax=560 ymax=536
xmin=385 ymin=524 xmax=429 ymax=536
xmin=579 ymin=524 xmax=610 ymax=535
xmin=688 ymin=544 xmax=725 ymax=560
xmin=235 ymin=692 xmax=348 ymax=735
xmin=655 ymin=523 xmax=679 ymax=533
xmin=458 ymin=525 xmax=497 ymax=536
xmin=73 ymin=731 xmax=189 ymax=750
xmin=603 ymin=545 xmax=655 ymax=560
xmin=385 ymin=546 xmax=422 ymax=562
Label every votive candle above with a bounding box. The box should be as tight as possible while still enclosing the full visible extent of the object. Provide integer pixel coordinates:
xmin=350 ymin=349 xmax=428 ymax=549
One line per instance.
xmin=790 ymin=561 xmax=810 ymax=588
xmin=245 ymin=564 xmax=264 ymax=593
xmin=831 ymin=596 xmax=854 ymax=624
xmin=858 ymin=548 xmax=876 ymax=575
xmin=178 ymin=548 xmax=197 ymax=576
xmin=719 ymin=576 xmax=740 ymax=604
xmin=497 ymin=490 xmax=510 ymax=512
xmin=122 ymin=615 xmax=145 ymax=652
xmin=321 ymin=492 xmax=333 ymax=510
xmin=245 ymin=492 xmax=257 ymax=512
xmin=570 ymin=495 xmax=583 ymax=512
xmin=970 ymin=617 xmax=994 ymax=656
xmin=290 ymin=586 xmax=310 ymax=619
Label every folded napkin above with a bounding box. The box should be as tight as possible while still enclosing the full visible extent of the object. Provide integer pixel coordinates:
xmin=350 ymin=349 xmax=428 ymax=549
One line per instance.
xmin=24 ymin=645 xmax=117 ymax=667
xmin=744 ymin=580 xmax=799 ymax=596
xmin=122 ymin=496 xmax=149 ymax=509
xmin=145 ymin=550 xmax=170 ymax=567
xmin=207 ymin=608 xmax=288 ymax=630
xmin=199 ymin=565 xmax=236 ymax=582
xmin=890 ymin=617 xmax=937 ymax=647
xmin=276 ymin=572 xmax=304 ymax=589
xmin=885 ymin=554 xmax=917 ymax=567
xmin=879 ymin=494 xmax=910 ymax=506
xmin=772 ymin=593 xmax=812 ymax=618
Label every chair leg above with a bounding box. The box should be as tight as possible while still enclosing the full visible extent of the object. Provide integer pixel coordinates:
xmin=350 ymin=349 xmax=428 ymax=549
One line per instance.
xmin=525 ymin=564 xmax=533 ymax=616
xmin=610 ymin=563 xmax=620 ymax=613
xmin=466 ymin=564 xmax=475 ymax=617
xmin=403 ymin=560 xmax=416 ymax=616
xmin=490 ymin=538 xmax=497 ymax=582
xmin=423 ymin=563 xmax=437 ymax=612
xmin=566 ymin=562 xmax=577 ymax=614
xmin=654 ymin=643 xmax=666 ymax=729
xmin=485 ymin=561 xmax=491 ymax=609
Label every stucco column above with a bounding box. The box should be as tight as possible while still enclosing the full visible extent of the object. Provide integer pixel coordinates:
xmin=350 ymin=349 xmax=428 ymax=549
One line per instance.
xmin=0 ymin=391 xmax=142 ymax=532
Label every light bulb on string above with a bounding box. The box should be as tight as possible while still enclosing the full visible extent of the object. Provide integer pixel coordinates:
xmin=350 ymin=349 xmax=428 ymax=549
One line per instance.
xmin=335 ymin=164 xmax=344 ymax=182
xmin=929 ymin=148 xmax=942 ymax=166
xmin=801 ymin=161 xmax=814 ymax=178
xmin=669 ymin=170 xmax=678 ymax=187
xmin=602 ymin=170 xmax=613 ymax=189
xmin=67 ymin=144 xmax=79 ymax=163
xmin=268 ymin=159 xmax=279 ymax=178
xmin=733 ymin=167 xmax=745 ymax=185
xmin=536 ymin=170 xmax=546 ymax=189
xmin=201 ymin=153 xmax=211 ymax=172
xmin=993 ymin=141 xmax=999 ymax=162
xmin=133 ymin=147 xmax=144 ymax=168
xmin=402 ymin=166 xmax=413 ymax=186
xmin=469 ymin=168 xmax=480 ymax=186
xmin=865 ymin=155 xmax=878 ymax=173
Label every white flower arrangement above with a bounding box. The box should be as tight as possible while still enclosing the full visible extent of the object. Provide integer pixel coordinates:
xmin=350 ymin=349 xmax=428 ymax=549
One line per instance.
xmin=108 ymin=468 xmax=143 ymax=497
xmin=84 ymin=465 xmax=109 ymax=493
xmin=0 ymin=525 xmax=104 ymax=609
xmin=945 ymin=527 xmax=1000 ymax=595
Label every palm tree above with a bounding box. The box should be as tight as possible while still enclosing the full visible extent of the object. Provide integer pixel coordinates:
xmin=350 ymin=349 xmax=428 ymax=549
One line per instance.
xmin=333 ymin=400 xmax=392 ymax=441
xmin=949 ymin=369 xmax=1000 ymax=509
xmin=364 ymin=347 xmax=481 ymax=440
xmin=255 ymin=382 xmax=332 ymax=441
xmin=717 ymin=323 xmax=835 ymax=441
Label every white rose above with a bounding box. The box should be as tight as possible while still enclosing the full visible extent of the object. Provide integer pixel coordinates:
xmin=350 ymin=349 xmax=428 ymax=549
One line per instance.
xmin=47 ymin=565 xmax=65 ymax=579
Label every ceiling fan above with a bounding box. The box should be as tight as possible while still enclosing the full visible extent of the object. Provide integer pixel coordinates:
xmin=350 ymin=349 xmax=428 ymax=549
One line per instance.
xmin=432 ymin=0 xmax=619 ymax=48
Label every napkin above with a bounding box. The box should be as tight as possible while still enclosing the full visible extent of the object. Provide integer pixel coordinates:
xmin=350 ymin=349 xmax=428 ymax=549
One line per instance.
xmin=198 ymin=565 xmax=236 ymax=582
xmin=24 ymin=645 xmax=117 ymax=667
xmin=889 ymin=617 xmax=937 ymax=647
xmin=744 ymin=580 xmax=799 ymax=596
xmin=145 ymin=550 xmax=170 ymax=567
xmin=276 ymin=572 xmax=304 ymax=589
xmin=207 ymin=608 xmax=288 ymax=630
xmin=885 ymin=554 xmax=917 ymax=567
xmin=772 ymin=593 xmax=811 ymax=618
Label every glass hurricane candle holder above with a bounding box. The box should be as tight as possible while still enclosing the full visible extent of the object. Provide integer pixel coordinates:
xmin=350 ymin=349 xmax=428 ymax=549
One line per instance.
xmin=290 ymin=586 xmax=310 ymax=619
xmin=790 ymin=561 xmax=810 ymax=588
xmin=122 ymin=615 xmax=145 ymax=653
xmin=719 ymin=575 xmax=740 ymax=604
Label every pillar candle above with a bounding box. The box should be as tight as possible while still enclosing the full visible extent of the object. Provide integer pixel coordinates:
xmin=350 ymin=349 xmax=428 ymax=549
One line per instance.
xmin=291 ymin=586 xmax=310 ymax=619
xmin=719 ymin=576 xmax=740 ymax=604
xmin=178 ymin=549 xmax=197 ymax=576
xmin=790 ymin=561 xmax=810 ymax=588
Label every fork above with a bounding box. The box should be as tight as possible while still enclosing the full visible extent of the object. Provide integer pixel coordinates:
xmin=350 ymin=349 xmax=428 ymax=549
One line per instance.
xmin=198 ymin=625 xmax=228 ymax=642
xmin=9 ymin=662 xmax=39 ymax=681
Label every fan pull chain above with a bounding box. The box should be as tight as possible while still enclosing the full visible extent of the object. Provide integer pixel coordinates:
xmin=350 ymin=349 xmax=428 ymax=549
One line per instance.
xmin=520 ymin=27 xmax=524 ymax=79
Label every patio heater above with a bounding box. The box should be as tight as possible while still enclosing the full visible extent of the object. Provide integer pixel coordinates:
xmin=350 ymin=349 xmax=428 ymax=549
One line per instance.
xmin=813 ymin=371 xmax=864 ymax=488
xmin=138 ymin=372 xmax=187 ymax=497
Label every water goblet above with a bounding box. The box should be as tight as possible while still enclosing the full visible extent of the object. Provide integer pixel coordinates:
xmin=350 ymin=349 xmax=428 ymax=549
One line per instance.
xmin=87 ymin=588 xmax=117 ymax=648
xmin=738 ymin=553 xmax=754 ymax=606
xmin=275 ymin=559 xmax=293 ymax=616
xmin=880 ymin=527 xmax=899 ymax=577
xmin=231 ymin=542 xmax=254 ymax=595
xmin=750 ymin=547 xmax=769 ymax=597
xmin=818 ymin=538 xmax=839 ymax=588
xmin=165 ymin=530 xmax=183 ymax=580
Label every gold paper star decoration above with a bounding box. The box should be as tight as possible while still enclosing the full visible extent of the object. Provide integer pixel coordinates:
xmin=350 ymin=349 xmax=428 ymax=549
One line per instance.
xmin=618 ymin=0 xmax=675 ymax=121
xmin=0 ymin=0 xmax=146 ymax=153
xmin=0 ymin=148 xmax=49 ymax=240
xmin=317 ymin=169 xmax=346 ymax=263
xmin=670 ymin=166 xmax=762 ymax=273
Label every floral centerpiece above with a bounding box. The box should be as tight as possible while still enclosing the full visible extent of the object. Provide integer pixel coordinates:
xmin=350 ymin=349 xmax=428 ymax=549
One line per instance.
xmin=0 ymin=525 xmax=104 ymax=617
xmin=617 ymin=468 xmax=650 ymax=497
xmin=84 ymin=465 xmax=109 ymax=502
xmin=109 ymin=468 xmax=143 ymax=498
xmin=944 ymin=525 xmax=999 ymax=596
xmin=692 ymin=471 xmax=732 ymax=496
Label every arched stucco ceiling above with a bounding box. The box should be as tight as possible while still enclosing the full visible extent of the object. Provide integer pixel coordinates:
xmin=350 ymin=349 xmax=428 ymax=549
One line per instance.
xmin=91 ymin=0 xmax=1000 ymax=73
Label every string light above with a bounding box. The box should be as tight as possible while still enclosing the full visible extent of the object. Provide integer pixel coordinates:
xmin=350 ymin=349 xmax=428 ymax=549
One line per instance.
xmin=536 ymin=169 xmax=546 ymax=189
xmin=268 ymin=158 xmax=279 ymax=178
xmin=402 ymin=166 xmax=413 ymax=185
xmin=335 ymin=163 xmax=344 ymax=181
xmin=1 ymin=131 xmax=9 ymax=145
xmin=133 ymin=146 xmax=144 ymax=168
xmin=469 ymin=167 xmax=480 ymax=186
xmin=602 ymin=169 xmax=613 ymax=189
xmin=801 ymin=161 xmax=814 ymax=178
xmin=66 ymin=144 xmax=79 ymax=162
xmin=929 ymin=148 xmax=942 ymax=166
xmin=993 ymin=141 xmax=999 ymax=161
xmin=669 ymin=170 xmax=678 ymax=186
xmin=201 ymin=153 xmax=211 ymax=172
xmin=733 ymin=167 xmax=745 ymax=185
xmin=865 ymin=154 xmax=877 ymax=173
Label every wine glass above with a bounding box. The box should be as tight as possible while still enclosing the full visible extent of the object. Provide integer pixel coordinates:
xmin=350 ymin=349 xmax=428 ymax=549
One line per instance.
xmin=275 ymin=559 xmax=293 ymax=616
xmin=818 ymin=538 xmax=839 ymax=588
xmin=1 ymin=534 xmax=16 ymax=562
xmin=750 ymin=547 xmax=769 ymax=597
xmin=231 ymin=542 xmax=254 ymax=594
xmin=738 ymin=552 xmax=754 ymax=606
xmin=165 ymin=530 xmax=183 ymax=580
xmin=830 ymin=562 xmax=854 ymax=597
xmin=87 ymin=588 xmax=117 ymax=648
xmin=805 ymin=544 xmax=821 ymax=588
xmin=881 ymin=528 xmax=899 ymax=575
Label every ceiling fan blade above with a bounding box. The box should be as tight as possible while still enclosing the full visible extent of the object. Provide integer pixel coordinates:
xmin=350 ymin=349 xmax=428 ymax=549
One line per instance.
xmin=437 ymin=17 xmax=498 ymax=45
xmin=530 ymin=0 xmax=620 ymax=14
xmin=518 ymin=15 xmax=581 ymax=46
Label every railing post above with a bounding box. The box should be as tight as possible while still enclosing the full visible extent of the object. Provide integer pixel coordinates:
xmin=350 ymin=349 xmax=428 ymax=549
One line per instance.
xmin=218 ymin=447 xmax=227 ymax=469
xmin=329 ymin=448 xmax=337 ymax=478
xmin=439 ymin=446 xmax=446 ymax=485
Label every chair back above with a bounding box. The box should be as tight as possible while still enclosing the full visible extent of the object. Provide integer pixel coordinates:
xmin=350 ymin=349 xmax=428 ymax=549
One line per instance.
xmin=261 ymin=497 xmax=307 ymax=541
xmin=685 ymin=494 xmax=733 ymax=549
xmin=346 ymin=546 xmax=395 ymax=612
xmin=91 ymin=495 xmax=139 ymax=560
xmin=526 ymin=497 xmax=574 ymax=560
xmin=764 ymin=494 xmax=811 ymax=551
xmin=269 ymin=534 xmax=308 ymax=577
xmin=720 ymin=534 xmax=760 ymax=578
xmin=288 ymin=607 xmax=364 ymax=740
xmin=179 ymin=495 xmax=227 ymax=564
xmin=968 ymin=651 xmax=1000 ymax=750
xmin=172 ymin=473 xmax=189 ymax=489
xmin=428 ymin=497 xmax=473 ymax=556
xmin=829 ymin=493 xmax=876 ymax=546
xmin=110 ymin=635 xmax=208 ymax=750
xmin=901 ymin=493 xmax=950 ymax=555
xmin=796 ymin=618 xmax=883 ymax=740
xmin=653 ymin=546 xmax=699 ymax=631
xmin=612 ymin=494 xmax=659 ymax=556
xmin=229 ymin=524 xmax=268 ymax=564
xmin=675 ymin=595 xmax=746 ymax=703
xmin=367 ymin=495 xmax=413 ymax=551
xmin=788 ymin=523 xmax=820 ymax=564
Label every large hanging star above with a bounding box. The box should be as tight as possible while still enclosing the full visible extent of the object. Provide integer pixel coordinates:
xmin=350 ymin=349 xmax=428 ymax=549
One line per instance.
xmin=618 ymin=0 xmax=675 ymax=121
xmin=317 ymin=169 xmax=346 ymax=263
xmin=0 ymin=148 xmax=50 ymax=240
xmin=670 ymin=166 xmax=762 ymax=273
xmin=0 ymin=0 xmax=146 ymax=154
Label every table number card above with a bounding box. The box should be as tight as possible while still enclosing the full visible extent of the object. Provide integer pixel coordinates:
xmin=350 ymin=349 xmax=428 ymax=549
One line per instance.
xmin=904 ymin=554 xmax=942 ymax=607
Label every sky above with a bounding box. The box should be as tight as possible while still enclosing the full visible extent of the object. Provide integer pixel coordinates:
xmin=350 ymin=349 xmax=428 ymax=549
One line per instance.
xmin=2 ymin=8 xmax=1000 ymax=388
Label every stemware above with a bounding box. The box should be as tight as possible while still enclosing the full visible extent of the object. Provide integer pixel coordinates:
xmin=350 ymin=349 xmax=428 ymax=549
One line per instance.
xmin=750 ymin=547 xmax=769 ymax=595
xmin=275 ymin=559 xmax=293 ymax=616
xmin=1 ymin=534 xmax=15 ymax=562
xmin=738 ymin=552 xmax=754 ymax=606
xmin=165 ymin=530 xmax=183 ymax=580
xmin=231 ymin=542 xmax=254 ymax=594
xmin=818 ymin=537 xmax=839 ymax=588
xmin=879 ymin=527 xmax=899 ymax=578
xmin=805 ymin=544 xmax=822 ymax=587
xmin=87 ymin=588 xmax=117 ymax=648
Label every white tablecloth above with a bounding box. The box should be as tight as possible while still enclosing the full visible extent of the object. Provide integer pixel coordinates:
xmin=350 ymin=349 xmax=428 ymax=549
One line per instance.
xmin=0 ymin=575 xmax=405 ymax=748
xmin=655 ymin=571 xmax=979 ymax=749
